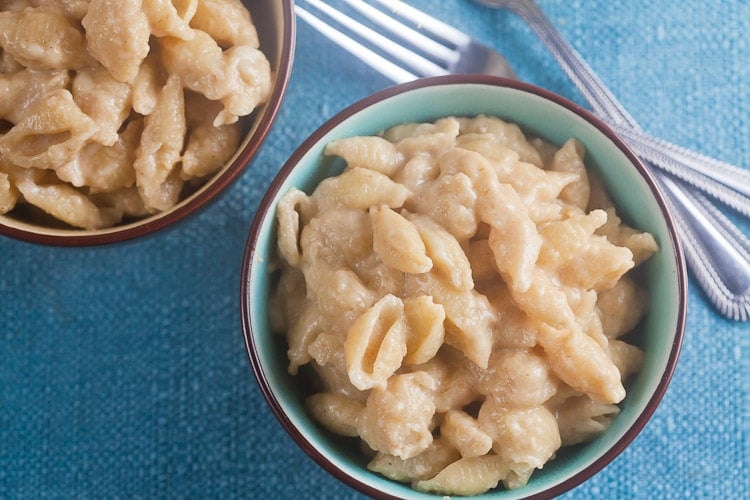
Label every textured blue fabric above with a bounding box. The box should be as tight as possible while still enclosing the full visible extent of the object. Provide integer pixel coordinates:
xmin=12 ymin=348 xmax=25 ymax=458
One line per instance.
xmin=1 ymin=1 xmax=748 ymax=498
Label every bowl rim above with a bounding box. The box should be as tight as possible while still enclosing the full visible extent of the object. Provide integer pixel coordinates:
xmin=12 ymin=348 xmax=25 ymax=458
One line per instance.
xmin=0 ymin=0 xmax=296 ymax=247
xmin=240 ymin=74 xmax=687 ymax=499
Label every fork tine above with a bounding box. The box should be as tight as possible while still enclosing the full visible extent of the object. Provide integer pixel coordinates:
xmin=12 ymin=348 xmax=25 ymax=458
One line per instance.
xmin=344 ymin=0 xmax=459 ymax=66
xmin=299 ymin=1 xmax=450 ymax=80
xmin=295 ymin=5 xmax=417 ymax=83
xmin=370 ymin=0 xmax=473 ymax=47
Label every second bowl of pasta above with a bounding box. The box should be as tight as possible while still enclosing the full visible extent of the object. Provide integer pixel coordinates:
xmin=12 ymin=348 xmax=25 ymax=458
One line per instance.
xmin=0 ymin=0 xmax=294 ymax=245
xmin=240 ymin=75 xmax=686 ymax=499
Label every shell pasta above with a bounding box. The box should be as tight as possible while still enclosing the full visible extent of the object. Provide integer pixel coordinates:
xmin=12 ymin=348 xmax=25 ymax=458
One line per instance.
xmin=271 ymin=115 xmax=657 ymax=496
xmin=0 ymin=0 xmax=271 ymax=229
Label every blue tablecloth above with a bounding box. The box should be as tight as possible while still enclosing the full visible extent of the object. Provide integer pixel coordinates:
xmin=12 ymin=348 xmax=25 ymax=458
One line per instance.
xmin=2 ymin=1 xmax=748 ymax=498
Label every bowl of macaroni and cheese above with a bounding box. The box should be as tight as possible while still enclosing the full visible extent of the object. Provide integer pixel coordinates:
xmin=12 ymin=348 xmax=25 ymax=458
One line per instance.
xmin=0 ymin=0 xmax=294 ymax=245
xmin=240 ymin=75 xmax=686 ymax=498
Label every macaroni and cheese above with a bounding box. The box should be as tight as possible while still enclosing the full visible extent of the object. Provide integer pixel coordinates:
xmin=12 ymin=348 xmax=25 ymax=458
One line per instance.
xmin=271 ymin=115 xmax=657 ymax=495
xmin=0 ymin=0 xmax=272 ymax=229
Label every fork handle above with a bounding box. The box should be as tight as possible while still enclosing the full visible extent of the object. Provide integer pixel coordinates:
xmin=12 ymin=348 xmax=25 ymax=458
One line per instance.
xmin=658 ymin=176 xmax=750 ymax=320
xmin=612 ymin=124 xmax=750 ymax=216
xmin=512 ymin=1 xmax=638 ymax=124
xmin=609 ymin=123 xmax=750 ymax=200
xmin=510 ymin=0 xmax=750 ymax=319
xmin=512 ymin=0 xmax=750 ymax=203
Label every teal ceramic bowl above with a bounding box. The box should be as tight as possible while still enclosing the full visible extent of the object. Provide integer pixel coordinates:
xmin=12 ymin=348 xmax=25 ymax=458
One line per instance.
xmin=240 ymin=76 xmax=687 ymax=499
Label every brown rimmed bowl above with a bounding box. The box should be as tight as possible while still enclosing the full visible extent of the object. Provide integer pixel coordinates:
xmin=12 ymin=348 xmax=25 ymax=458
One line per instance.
xmin=0 ymin=0 xmax=295 ymax=246
xmin=240 ymin=75 xmax=687 ymax=499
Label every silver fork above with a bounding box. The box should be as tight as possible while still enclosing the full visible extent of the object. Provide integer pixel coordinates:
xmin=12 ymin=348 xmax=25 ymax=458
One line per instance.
xmin=295 ymin=0 xmax=750 ymax=321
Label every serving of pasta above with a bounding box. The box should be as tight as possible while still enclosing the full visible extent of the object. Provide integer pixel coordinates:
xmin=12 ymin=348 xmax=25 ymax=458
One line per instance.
xmin=0 ymin=0 xmax=272 ymax=230
xmin=270 ymin=115 xmax=659 ymax=496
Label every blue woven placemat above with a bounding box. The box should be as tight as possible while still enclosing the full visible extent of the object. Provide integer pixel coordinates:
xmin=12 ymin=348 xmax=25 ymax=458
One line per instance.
xmin=1 ymin=1 xmax=748 ymax=498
